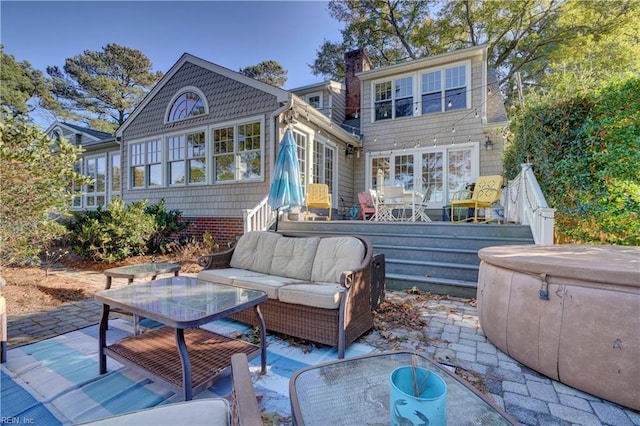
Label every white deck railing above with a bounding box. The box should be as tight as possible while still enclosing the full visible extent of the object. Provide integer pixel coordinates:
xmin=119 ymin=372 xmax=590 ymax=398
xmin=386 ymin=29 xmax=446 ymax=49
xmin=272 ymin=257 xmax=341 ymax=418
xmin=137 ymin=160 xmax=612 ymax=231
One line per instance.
xmin=503 ymin=163 xmax=556 ymax=244
xmin=243 ymin=196 xmax=277 ymax=232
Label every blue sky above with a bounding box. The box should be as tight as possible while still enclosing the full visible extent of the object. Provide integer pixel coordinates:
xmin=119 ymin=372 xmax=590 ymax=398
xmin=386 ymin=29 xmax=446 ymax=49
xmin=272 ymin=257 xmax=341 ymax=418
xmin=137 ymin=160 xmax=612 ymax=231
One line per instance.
xmin=1 ymin=0 xmax=344 ymax=126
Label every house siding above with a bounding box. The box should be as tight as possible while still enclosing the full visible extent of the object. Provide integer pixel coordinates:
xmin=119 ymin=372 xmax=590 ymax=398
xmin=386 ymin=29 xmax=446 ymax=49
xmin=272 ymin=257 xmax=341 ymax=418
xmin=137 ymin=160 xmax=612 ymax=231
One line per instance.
xmin=120 ymin=61 xmax=281 ymax=222
xmin=355 ymin=51 xmax=506 ymax=195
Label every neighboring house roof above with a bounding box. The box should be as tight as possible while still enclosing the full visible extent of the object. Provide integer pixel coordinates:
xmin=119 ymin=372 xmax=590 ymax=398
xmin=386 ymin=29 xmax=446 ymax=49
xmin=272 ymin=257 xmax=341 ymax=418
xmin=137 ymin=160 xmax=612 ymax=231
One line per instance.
xmin=290 ymin=80 xmax=342 ymax=94
xmin=44 ymin=121 xmax=115 ymax=147
xmin=116 ymin=53 xmax=291 ymax=137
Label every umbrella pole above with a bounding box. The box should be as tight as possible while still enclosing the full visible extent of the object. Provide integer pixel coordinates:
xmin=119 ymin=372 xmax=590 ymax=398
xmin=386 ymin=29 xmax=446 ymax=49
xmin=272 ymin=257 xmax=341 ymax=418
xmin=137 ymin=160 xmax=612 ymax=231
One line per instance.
xmin=275 ymin=208 xmax=279 ymax=232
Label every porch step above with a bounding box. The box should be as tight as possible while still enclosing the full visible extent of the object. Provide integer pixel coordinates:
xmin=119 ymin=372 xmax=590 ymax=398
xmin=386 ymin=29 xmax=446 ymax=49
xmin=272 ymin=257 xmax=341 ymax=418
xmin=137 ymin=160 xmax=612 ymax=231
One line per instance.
xmin=276 ymin=220 xmax=535 ymax=296
xmin=385 ymin=273 xmax=478 ymax=299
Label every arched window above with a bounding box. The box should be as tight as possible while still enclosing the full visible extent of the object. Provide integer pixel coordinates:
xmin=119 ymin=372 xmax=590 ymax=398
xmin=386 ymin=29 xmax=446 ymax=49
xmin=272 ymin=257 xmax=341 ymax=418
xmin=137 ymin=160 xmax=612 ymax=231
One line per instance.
xmin=166 ymin=87 xmax=208 ymax=122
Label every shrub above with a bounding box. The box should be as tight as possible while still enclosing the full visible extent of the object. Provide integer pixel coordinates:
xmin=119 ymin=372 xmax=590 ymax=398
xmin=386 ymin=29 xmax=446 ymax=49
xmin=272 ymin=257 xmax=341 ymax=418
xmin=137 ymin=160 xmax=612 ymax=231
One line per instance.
xmin=505 ymin=76 xmax=639 ymax=245
xmin=144 ymin=199 xmax=189 ymax=254
xmin=67 ymin=198 xmax=155 ymax=262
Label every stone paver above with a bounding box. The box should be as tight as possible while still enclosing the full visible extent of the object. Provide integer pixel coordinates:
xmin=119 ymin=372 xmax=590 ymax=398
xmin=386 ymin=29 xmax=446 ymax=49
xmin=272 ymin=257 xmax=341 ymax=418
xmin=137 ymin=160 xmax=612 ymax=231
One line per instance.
xmin=4 ymin=270 xmax=640 ymax=425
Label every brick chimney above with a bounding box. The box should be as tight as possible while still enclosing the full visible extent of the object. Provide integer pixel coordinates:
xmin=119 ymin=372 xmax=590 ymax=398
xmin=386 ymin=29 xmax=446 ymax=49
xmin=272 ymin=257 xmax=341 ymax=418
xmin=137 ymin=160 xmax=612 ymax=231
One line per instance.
xmin=344 ymin=49 xmax=371 ymax=119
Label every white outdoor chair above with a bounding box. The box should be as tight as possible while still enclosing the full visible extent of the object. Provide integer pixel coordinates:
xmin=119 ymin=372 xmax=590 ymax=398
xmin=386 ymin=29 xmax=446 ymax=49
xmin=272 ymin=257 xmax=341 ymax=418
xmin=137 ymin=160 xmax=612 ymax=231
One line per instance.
xmin=409 ymin=188 xmax=433 ymax=222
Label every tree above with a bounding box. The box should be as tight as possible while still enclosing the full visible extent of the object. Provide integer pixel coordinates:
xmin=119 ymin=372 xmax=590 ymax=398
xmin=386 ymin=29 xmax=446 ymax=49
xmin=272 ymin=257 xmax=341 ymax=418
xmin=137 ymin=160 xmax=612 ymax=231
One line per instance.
xmin=0 ymin=116 xmax=91 ymax=265
xmin=239 ymin=60 xmax=287 ymax=87
xmin=1 ymin=45 xmax=57 ymax=119
xmin=47 ymin=43 xmax=163 ymax=132
xmin=313 ymin=0 xmax=640 ymax=101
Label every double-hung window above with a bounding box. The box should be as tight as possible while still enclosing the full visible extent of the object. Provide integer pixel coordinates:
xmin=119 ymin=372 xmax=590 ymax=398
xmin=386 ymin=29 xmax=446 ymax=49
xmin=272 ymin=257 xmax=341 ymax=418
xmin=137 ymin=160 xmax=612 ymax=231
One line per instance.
xmin=374 ymin=77 xmax=414 ymax=121
xmin=167 ymin=131 xmax=206 ymax=185
xmin=85 ymin=155 xmax=107 ymax=207
xmin=212 ymin=120 xmax=263 ymax=182
xmin=420 ymin=64 xmax=468 ymax=113
xmin=130 ymin=139 xmax=162 ymax=188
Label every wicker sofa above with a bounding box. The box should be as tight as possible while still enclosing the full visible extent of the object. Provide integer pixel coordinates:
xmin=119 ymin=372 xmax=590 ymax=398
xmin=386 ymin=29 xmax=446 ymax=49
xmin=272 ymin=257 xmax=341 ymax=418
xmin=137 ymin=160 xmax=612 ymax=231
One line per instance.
xmin=197 ymin=231 xmax=375 ymax=358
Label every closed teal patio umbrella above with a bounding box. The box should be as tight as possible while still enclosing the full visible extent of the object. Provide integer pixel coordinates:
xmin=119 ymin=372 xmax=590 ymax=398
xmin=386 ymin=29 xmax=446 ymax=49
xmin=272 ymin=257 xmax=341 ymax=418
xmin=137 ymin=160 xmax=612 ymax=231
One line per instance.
xmin=268 ymin=129 xmax=304 ymax=231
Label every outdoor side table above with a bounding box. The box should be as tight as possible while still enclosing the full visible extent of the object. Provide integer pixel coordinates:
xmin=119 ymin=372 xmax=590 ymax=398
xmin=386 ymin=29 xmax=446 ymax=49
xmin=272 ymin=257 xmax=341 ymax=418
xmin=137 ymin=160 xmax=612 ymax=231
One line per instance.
xmin=103 ymin=262 xmax=181 ymax=289
xmin=290 ymin=351 xmax=519 ymax=425
xmin=103 ymin=263 xmax=181 ymax=334
xmin=95 ymin=276 xmax=268 ymax=401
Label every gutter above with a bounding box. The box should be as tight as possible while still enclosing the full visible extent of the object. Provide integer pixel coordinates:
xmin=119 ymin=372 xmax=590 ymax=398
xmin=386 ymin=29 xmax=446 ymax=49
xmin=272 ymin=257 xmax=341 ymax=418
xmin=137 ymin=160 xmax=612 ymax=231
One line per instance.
xmin=269 ymin=94 xmax=294 ymax=175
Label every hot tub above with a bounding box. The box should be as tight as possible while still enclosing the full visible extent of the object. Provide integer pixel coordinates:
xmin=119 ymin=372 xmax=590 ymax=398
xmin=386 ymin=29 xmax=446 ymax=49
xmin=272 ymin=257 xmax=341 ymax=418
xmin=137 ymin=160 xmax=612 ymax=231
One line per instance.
xmin=477 ymin=244 xmax=640 ymax=411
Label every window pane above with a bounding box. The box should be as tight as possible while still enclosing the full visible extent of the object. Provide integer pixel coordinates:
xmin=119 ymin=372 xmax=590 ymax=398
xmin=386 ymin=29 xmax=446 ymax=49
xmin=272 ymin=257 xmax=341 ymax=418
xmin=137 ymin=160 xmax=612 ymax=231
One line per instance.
xmin=448 ymin=149 xmax=472 ymax=198
xmin=294 ymin=131 xmax=307 ymax=188
xmin=168 ymin=136 xmax=185 ymax=161
xmin=169 ymin=161 xmax=185 ymax=185
xmin=445 ymin=66 xmax=466 ymax=89
xmin=148 ymin=164 xmax=162 ymax=186
xmin=168 ymin=92 xmax=205 ymax=122
xmin=375 ymin=81 xmax=392 ymax=101
xmin=238 ymin=152 xmax=260 ymax=180
xmin=96 ymin=157 xmax=106 ymax=192
xmin=394 ymin=154 xmax=414 ymax=189
xmin=422 ymin=71 xmax=441 ymax=93
xmin=187 ymin=132 xmax=205 ymax=157
xmin=422 ymin=152 xmax=443 ymax=202
xmin=111 ymin=153 xmax=121 ymax=192
xmin=189 ymin=158 xmax=206 ymax=183
xmin=375 ymin=101 xmax=392 ymax=121
xmin=238 ymin=123 xmax=260 ymax=151
xmin=395 ymin=97 xmax=413 ymax=118
xmin=445 ymin=87 xmax=466 ymax=111
xmin=214 ymin=127 xmax=234 ymax=154
xmin=215 ymin=154 xmax=234 ymax=181
xmin=132 ymin=166 xmax=145 ymax=187
xmin=395 ymin=77 xmax=412 ymax=98
xmin=422 ymin=92 xmax=442 ymax=114
xmin=372 ymin=157 xmax=390 ymax=190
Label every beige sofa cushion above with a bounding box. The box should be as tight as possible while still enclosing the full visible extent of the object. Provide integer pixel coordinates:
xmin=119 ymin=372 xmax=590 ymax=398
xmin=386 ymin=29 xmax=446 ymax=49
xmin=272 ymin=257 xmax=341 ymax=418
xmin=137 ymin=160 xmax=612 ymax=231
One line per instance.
xmin=310 ymin=237 xmax=365 ymax=283
xmin=197 ymin=268 xmax=267 ymax=286
xmin=82 ymin=398 xmax=230 ymax=425
xmin=233 ymin=275 xmax=305 ymax=299
xmin=270 ymin=237 xmax=320 ymax=280
xmin=230 ymin=231 xmax=282 ymax=274
xmin=278 ymin=283 xmax=346 ymax=309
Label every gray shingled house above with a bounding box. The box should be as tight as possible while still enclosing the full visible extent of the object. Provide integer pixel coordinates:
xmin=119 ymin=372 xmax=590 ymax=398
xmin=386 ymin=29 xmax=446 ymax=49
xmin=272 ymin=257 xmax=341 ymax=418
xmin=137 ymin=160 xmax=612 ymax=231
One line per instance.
xmin=48 ymin=45 xmax=508 ymax=244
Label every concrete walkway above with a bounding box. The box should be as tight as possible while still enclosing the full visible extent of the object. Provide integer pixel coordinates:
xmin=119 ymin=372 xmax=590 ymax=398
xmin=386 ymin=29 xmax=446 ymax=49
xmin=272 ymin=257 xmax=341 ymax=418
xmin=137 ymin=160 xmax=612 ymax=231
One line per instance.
xmin=5 ymin=268 xmax=639 ymax=426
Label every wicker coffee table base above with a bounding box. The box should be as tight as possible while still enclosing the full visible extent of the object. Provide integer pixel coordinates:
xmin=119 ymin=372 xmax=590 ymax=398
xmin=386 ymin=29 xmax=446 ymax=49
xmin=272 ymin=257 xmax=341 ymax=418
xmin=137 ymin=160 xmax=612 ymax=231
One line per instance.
xmin=105 ymin=327 xmax=260 ymax=398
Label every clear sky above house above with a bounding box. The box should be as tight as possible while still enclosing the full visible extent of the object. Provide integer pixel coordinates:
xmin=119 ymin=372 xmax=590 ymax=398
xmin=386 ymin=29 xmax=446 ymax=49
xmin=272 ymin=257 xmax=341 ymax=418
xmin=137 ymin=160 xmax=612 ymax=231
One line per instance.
xmin=1 ymin=0 xmax=343 ymax=127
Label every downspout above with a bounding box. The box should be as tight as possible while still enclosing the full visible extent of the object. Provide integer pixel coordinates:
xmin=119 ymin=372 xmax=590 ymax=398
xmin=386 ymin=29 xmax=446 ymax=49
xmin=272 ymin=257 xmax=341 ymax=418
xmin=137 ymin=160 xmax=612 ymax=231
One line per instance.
xmin=269 ymin=94 xmax=294 ymax=174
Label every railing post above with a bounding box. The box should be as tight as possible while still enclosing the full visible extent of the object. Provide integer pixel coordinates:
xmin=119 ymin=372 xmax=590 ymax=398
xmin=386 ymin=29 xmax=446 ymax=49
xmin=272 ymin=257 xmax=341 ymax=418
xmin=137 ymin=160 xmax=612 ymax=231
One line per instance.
xmin=520 ymin=163 xmax=531 ymax=225
xmin=539 ymin=208 xmax=556 ymax=244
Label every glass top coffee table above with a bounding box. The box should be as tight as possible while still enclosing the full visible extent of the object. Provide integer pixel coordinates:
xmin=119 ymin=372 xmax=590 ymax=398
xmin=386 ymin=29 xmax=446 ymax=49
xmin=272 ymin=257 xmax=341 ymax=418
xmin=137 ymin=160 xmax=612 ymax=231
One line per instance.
xmin=290 ymin=351 xmax=519 ymax=425
xmin=95 ymin=276 xmax=267 ymax=400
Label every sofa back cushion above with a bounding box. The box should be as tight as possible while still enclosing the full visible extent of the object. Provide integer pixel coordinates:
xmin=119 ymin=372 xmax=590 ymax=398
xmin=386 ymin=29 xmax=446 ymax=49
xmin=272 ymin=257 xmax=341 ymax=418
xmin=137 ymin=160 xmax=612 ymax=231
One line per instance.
xmin=311 ymin=237 xmax=365 ymax=283
xmin=230 ymin=231 xmax=282 ymax=274
xmin=270 ymin=237 xmax=320 ymax=280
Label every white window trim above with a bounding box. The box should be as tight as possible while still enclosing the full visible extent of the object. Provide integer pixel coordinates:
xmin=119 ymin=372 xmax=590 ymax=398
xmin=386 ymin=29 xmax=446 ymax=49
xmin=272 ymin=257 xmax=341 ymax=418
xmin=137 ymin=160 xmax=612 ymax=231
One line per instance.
xmin=164 ymin=86 xmax=209 ymax=124
xmin=109 ymin=151 xmax=121 ymax=202
xmin=128 ymin=137 xmax=163 ymax=189
xmin=210 ymin=115 xmax=265 ymax=184
xmin=305 ymin=92 xmax=323 ymax=109
xmin=370 ymin=60 xmax=472 ymax=123
xmin=84 ymin=153 xmax=108 ymax=209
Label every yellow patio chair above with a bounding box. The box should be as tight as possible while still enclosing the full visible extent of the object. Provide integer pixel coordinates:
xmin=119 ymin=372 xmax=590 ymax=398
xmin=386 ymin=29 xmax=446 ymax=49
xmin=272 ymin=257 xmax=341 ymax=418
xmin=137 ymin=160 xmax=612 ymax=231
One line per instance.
xmin=450 ymin=175 xmax=503 ymax=223
xmin=305 ymin=183 xmax=332 ymax=221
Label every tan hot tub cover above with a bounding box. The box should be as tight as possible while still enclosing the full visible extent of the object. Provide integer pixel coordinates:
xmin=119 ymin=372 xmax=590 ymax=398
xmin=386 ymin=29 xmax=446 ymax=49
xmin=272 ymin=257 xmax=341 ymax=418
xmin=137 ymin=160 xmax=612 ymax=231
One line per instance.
xmin=477 ymin=244 xmax=640 ymax=411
